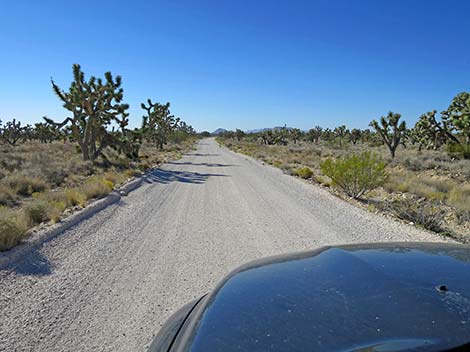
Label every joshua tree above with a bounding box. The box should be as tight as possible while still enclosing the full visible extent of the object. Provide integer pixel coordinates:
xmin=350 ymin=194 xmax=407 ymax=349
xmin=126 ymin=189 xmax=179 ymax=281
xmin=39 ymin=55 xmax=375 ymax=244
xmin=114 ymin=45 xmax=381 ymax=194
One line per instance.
xmin=442 ymin=91 xmax=470 ymax=145
xmin=290 ymin=128 xmax=302 ymax=144
xmin=360 ymin=129 xmax=373 ymax=144
xmin=370 ymin=111 xmax=407 ymax=158
xmin=32 ymin=121 xmax=63 ymax=143
xmin=349 ymin=128 xmax=362 ymax=145
xmin=306 ymin=126 xmax=322 ymax=144
xmin=274 ymin=126 xmax=289 ymax=145
xmin=141 ymin=100 xmax=179 ymax=150
xmin=0 ymin=118 xmax=30 ymax=146
xmin=410 ymin=110 xmax=458 ymax=151
xmin=49 ymin=64 xmax=130 ymax=161
xmin=322 ymin=128 xmax=334 ymax=142
xmin=235 ymin=129 xmax=245 ymax=142
xmin=178 ymin=121 xmax=195 ymax=135
xmin=334 ymin=125 xmax=349 ymax=147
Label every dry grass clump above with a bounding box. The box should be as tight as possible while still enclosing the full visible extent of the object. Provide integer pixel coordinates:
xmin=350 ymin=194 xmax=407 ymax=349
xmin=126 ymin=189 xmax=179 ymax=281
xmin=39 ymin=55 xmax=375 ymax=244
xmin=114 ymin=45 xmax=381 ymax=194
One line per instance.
xmin=385 ymin=173 xmax=457 ymax=202
xmin=80 ymin=177 xmax=114 ymax=200
xmin=0 ymin=208 xmax=27 ymax=251
xmin=448 ymin=186 xmax=470 ymax=224
xmin=0 ymin=141 xmax=94 ymax=187
xmin=384 ymin=199 xmax=446 ymax=233
xmin=2 ymin=174 xmax=48 ymax=196
xmin=0 ymin=184 xmax=18 ymax=206
xmin=23 ymin=200 xmax=52 ymax=226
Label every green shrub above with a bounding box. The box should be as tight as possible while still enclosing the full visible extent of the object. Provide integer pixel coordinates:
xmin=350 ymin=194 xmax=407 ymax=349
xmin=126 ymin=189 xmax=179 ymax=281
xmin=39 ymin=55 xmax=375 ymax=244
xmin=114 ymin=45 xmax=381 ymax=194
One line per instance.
xmin=23 ymin=200 xmax=51 ymax=225
xmin=0 ymin=208 xmax=27 ymax=251
xmin=293 ymin=166 xmax=313 ymax=179
xmin=320 ymin=152 xmax=388 ymax=199
xmin=447 ymin=143 xmax=470 ymax=160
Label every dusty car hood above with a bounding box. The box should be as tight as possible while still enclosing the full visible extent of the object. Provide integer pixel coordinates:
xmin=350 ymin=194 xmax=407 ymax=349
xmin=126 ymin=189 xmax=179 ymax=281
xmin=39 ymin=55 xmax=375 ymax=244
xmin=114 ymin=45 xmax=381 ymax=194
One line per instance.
xmin=174 ymin=242 xmax=470 ymax=351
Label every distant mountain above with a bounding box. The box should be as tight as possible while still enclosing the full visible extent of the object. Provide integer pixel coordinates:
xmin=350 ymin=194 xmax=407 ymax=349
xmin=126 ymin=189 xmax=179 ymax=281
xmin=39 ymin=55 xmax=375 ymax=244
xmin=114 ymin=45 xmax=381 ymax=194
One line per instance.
xmin=246 ymin=126 xmax=294 ymax=134
xmin=212 ymin=128 xmax=228 ymax=135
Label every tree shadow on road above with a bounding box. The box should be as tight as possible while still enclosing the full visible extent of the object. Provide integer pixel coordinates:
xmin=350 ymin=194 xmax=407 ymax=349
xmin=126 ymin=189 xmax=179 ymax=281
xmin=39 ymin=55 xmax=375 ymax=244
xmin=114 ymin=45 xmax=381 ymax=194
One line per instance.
xmin=166 ymin=161 xmax=237 ymax=168
xmin=183 ymin=153 xmax=220 ymax=157
xmin=144 ymin=168 xmax=228 ymax=185
xmin=2 ymin=250 xmax=53 ymax=276
xmin=0 ymin=170 xmax=227 ymax=276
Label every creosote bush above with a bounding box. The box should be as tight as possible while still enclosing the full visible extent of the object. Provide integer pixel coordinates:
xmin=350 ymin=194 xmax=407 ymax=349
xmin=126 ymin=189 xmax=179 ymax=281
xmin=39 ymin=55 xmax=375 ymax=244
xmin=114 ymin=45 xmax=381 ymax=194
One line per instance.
xmin=292 ymin=166 xmax=313 ymax=179
xmin=321 ymin=152 xmax=388 ymax=199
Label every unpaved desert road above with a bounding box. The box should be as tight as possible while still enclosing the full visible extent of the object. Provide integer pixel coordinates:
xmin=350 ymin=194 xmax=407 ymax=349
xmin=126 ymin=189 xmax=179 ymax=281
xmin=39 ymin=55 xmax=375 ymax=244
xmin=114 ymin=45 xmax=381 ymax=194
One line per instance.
xmin=0 ymin=138 xmax=448 ymax=351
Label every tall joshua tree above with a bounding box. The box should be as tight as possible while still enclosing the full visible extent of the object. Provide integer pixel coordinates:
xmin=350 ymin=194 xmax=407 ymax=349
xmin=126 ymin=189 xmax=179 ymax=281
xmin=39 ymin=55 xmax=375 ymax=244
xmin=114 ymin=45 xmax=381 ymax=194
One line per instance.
xmin=442 ymin=91 xmax=470 ymax=145
xmin=235 ymin=129 xmax=245 ymax=142
xmin=334 ymin=125 xmax=349 ymax=147
xmin=349 ymin=128 xmax=362 ymax=145
xmin=306 ymin=126 xmax=322 ymax=144
xmin=141 ymin=99 xmax=179 ymax=150
xmin=48 ymin=64 xmax=129 ymax=161
xmin=410 ymin=110 xmax=458 ymax=151
xmin=0 ymin=118 xmax=30 ymax=146
xmin=290 ymin=128 xmax=302 ymax=144
xmin=370 ymin=111 xmax=407 ymax=159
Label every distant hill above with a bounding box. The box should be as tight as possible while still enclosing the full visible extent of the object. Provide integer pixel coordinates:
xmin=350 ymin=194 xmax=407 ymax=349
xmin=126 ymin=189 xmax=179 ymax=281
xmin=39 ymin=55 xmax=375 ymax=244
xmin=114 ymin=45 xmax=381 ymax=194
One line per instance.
xmin=246 ymin=126 xmax=294 ymax=134
xmin=212 ymin=128 xmax=228 ymax=135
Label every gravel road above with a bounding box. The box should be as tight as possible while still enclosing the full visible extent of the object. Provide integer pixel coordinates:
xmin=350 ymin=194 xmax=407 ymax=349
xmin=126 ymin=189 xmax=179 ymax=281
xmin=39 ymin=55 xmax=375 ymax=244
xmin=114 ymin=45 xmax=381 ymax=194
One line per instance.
xmin=0 ymin=138 xmax=449 ymax=351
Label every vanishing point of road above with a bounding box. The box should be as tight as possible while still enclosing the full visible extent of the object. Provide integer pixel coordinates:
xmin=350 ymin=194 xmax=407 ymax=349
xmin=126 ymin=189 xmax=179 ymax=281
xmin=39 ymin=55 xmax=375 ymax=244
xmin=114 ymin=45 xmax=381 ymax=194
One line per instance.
xmin=0 ymin=138 xmax=447 ymax=351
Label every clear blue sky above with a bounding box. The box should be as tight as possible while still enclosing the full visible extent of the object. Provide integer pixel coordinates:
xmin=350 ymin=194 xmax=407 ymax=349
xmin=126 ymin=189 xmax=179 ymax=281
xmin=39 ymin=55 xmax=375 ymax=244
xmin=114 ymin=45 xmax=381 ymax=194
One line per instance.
xmin=1 ymin=0 xmax=469 ymax=132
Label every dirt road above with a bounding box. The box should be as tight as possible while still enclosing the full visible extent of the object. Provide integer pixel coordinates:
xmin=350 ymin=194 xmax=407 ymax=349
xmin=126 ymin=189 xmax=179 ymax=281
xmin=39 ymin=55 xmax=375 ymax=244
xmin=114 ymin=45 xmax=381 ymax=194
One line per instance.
xmin=0 ymin=138 xmax=447 ymax=351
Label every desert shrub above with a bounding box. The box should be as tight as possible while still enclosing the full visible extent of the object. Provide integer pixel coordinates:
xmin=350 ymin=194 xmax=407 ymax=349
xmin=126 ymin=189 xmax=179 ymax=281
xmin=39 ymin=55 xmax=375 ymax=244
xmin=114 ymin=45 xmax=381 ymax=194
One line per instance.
xmin=292 ymin=166 xmax=313 ymax=179
xmin=0 ymin=208 xmax=27 ymax=251
xmin=47 ymin=201 xmax=65 ymax=223
xmin=320 ymin=152 xmax=388 ymax=199
xmin=385 ymin=199 xmax=446 ymax=233
xmin=448 ymin=186 xmax=470 ymax=224
xmin=407 ymin=178 xmax=452 ymax=201
xmin=3 ymin=174 xmax=47 ymax=196
xmin=384 ymin=174 xmax=456 ymax=201
xmin=80 ymin=177 xmax=114 ymax=200
xmin=123 ymin=169 xmax=139 ymax=178
xmin=103 ymin=171 xmax=120 ymax=185
xmin=65 ymin=189 xmax=87 ymax=207
xmin=23 ymin=200 xmax=51 ymax=225
xmin=447 ymin=143 xmax=470 ymax=160
xmin=103 ymin=170 xmax=130 ymax=186
xmin=0 ymin=184 xmax=17 ymax=206
xmin=383 ymin=172 xmax=411 ymax=193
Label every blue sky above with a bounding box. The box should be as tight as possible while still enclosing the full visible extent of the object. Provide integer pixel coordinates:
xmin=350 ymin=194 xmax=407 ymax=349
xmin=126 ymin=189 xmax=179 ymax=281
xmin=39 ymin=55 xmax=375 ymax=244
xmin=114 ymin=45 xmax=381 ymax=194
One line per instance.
xmin=1 ymin=0 xmax=469 ymax=132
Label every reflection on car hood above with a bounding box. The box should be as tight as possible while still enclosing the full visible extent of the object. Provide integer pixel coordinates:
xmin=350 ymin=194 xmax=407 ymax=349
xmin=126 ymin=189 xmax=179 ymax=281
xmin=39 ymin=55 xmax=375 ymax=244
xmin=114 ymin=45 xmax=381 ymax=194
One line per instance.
xmin=180 ymin=242 xmax=470 ymax=352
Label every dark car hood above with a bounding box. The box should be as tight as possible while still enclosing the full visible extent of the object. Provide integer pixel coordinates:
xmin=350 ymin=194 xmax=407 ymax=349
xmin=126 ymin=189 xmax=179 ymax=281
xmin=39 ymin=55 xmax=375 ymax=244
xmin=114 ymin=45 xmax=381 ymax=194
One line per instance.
xmin=175 ymin=242 xmax=470 ymax=352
